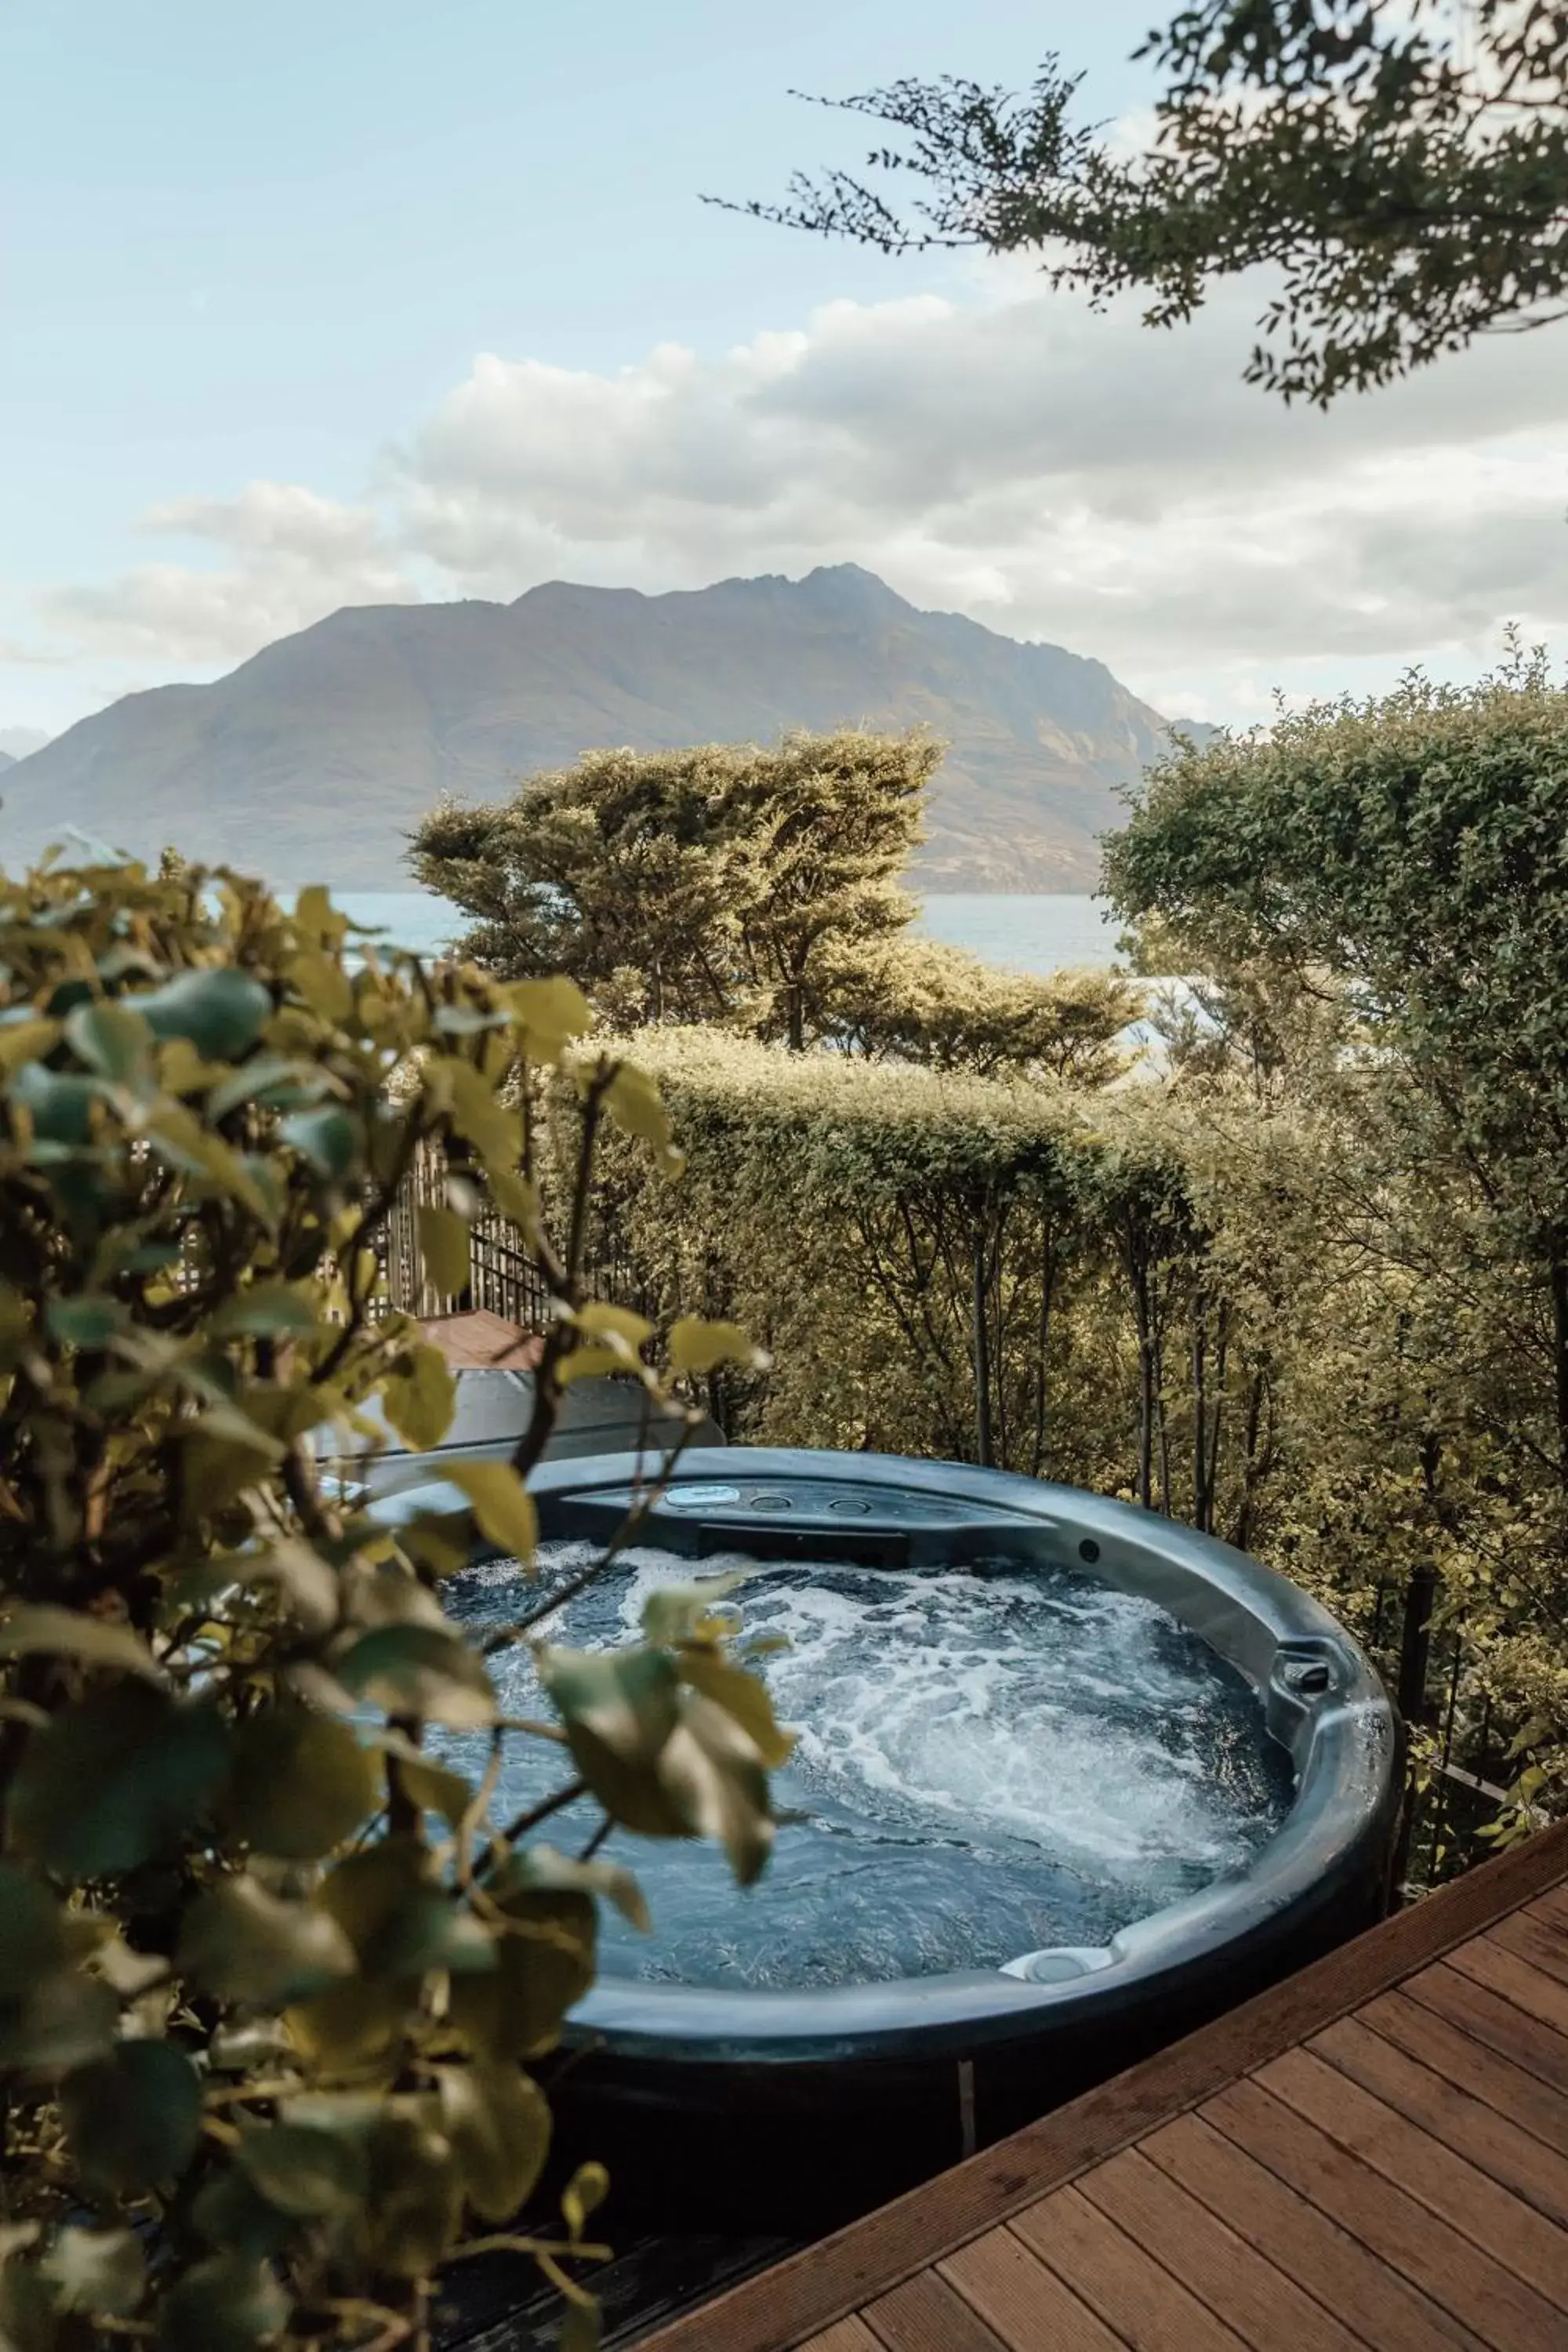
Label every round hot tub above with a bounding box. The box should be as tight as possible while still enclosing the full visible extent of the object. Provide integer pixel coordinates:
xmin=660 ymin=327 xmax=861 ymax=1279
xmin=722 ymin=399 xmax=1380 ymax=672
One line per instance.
xmin=375 ymin=1446 xmax=1399 ymax=2225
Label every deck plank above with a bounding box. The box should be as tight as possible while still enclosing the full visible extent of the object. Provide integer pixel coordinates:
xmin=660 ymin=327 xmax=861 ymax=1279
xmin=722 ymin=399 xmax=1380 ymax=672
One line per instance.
xmin=1446 ymin=1931 xmax=1568 ymax=2034
xmin=1011 ymin=2185 xmax=1249 ymax=2352
xmin=1401 ymin=1959 xmax=1568 ymax=2094
xmin=1352 ymin=1990 xmax=1568 ymax=2159
xmin=1206 ymin=2075 xmax=1565 ymax=2352
xmin=1490 ymin=1909 xmax=1568 ymax=1991
xmin=1260 ymin=2042 xmax=1568 ymax=2307
xmin=1308 ymin=2013 xmax=1568 ymax=2223
xmin=1075 ymin=2147 xmax=1367 ymax=2352
xmin=1141 ymin=2112 xmax=1480 ymax=2351
xmin=796 ymin=2324 xmax=882 ymax=2352
xmin=939 ymin=2228 xmax=1129 ymax=2352
xmin=859 ymin=2270 xmax=1010 ymax=2352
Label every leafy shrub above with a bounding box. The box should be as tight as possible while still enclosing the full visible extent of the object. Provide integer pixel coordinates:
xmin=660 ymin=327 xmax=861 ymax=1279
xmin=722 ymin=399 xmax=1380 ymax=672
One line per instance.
xmin=0 ymin=857 xmax=780 ymax=2352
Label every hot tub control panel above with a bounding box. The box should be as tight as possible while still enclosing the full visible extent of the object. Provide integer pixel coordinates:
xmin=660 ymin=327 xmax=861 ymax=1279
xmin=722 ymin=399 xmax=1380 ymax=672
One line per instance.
xmin=554 ymin=1473 xmax=1045 ymax=1566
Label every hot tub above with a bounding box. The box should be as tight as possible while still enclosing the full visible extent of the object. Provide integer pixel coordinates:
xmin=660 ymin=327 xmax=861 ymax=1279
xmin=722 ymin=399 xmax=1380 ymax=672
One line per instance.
xmin=373 ymin=1446 xmax=1399 ymax=2225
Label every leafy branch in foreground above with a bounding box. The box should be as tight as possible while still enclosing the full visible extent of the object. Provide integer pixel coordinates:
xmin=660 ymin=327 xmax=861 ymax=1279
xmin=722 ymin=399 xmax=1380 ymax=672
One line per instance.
xmin=726 ymin=2 xmax=1568 ymax=403
xmin=0 ymin=855 xmax=779 ymax=2352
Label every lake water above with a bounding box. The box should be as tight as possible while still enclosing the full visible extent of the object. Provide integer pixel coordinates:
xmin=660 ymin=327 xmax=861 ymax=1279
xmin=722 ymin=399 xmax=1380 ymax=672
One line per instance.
xmin=333 ymin=889 xmax=1122 ymax=975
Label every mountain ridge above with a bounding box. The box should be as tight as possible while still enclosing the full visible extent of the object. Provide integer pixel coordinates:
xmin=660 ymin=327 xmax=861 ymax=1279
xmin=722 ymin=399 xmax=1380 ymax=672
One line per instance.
xmin=0 ymin=567 xmax=1208 ymax=891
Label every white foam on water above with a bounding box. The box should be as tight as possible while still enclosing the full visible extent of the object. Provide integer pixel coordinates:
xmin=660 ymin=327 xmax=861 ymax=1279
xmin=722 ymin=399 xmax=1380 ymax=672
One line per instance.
xmin=459 ymin=1540 xmax=1295 ymax=1985
xmin=610 ymin=1552 xmax=1282 ymax=1885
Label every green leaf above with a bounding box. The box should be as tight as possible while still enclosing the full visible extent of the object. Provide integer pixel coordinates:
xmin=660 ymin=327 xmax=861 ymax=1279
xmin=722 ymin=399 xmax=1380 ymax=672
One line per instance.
xmin=0 ymin=1604 xmax=162 ymax=1684
xmin=506 ymin=976 xmax=593 ymax=1062
xmin=436 ymin=1458 xmax=538 ymax=1562
xmin=679 ymin=1650 xmax=796 ymax=1769
xmin=41 ymin=2227 xmax=146 ymax=2317
xmin=208 ymin=1281 xmax=319 ymax=1338
xmin=0 ymin=1966 xmax=120 ymax=2073
xmin=0 ymin=1862 xmax=66 ymax=1997
xmin=7 ymin=1686 xmax=230 ymax=1878
xmin=278 ymin=1105 xmax=358 ymax=1178
xmin=64 ymin=1000 xmax=151 ymax=1083
xmin=206 ymin=1054 xmax=329 ymax=1120
xmin=9 ymin=1062 xmax=98 ymax=1145
xmin=602 ymin=1060 xmax=684 ymax=1175
xmin=188 ymin=2169 xmax=294 ymax=2260
xmin=228 ymin=1708 xmax=380 ymax=1859
xmin=428 ymin=1056 xmax=521 ymax=1171
xmin=658 ymin=1692 xmax=777 ymax=1886
xmin=438 ymin=2062 xmax=551 ymax=2224
xmin=336 ymin=1624 xmax=496 ymax=1728
xmin=362 ymin=2111 xmax=463 ymax=2278
xmin=447 ymin=1890 xmax=595 ymax=2061
xmin=155 ymin=2255 xmax=290 ymax=2352
xmin=134 ymin=968 xmax=272 ymax=1062
xmin=667 ymin=1316 xmax=765 ymax=1377
xmin=178 ymin=1875 xmax=358 ymax=2005
xmin=384 ymin=1748 xmax=474 ymax=1832
xmin=61 ymin=2041 xmax=203 ymax=2198
xmin=0 ymin=2249 xmax=56 ymax=2352
xmin=379 ymin=1341 xmax=458 ymax=1452
xmin=503 ymin=1841 xmax=650 ymax=1933
xmin=284 ymin=1978 xmax=408 ymax=2074
xmin=234 ymin=2122 xmax=368 ymax=2218
xmin=575 ymin=1301 xmax=654 ymax=1351
xmin=44 ymin=1294 xmax=125 ymax=1349
xmin=537 ymin=1647 xmax=686 ymax=1835
xmin=371 ymin=1890 xmax=497 ymax=1980
xmin=417 ymin=1202 xmax=471 ymax=1297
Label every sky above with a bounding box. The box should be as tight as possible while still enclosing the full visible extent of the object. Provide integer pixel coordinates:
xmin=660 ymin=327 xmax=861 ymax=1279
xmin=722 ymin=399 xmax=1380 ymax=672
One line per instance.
xmin=2 ymin=0 xmax=1565 ymax=753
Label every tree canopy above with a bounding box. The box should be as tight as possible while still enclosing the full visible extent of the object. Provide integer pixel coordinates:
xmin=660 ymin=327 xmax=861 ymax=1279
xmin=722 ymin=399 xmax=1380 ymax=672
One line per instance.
xmin=735 ymin=1 xmax=1568 ymax=404
xmin=410 ymin=730 xmax=937 ymax=1050
xmin=1103 ymin=641 xmax=1568 ymax=1470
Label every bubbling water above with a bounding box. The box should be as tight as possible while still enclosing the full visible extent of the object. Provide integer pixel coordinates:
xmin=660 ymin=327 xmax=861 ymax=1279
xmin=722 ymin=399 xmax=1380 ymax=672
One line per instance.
xmin=447 ymin=1544 xmax=1295 ymax=1991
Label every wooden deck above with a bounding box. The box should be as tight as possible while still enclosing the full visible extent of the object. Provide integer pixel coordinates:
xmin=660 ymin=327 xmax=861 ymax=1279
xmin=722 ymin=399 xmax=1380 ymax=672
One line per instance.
xmin=641 ymin=1821 xmax=1568 ymax=2352
xmin=418 ymin=1308 xmax=540 ymax=1371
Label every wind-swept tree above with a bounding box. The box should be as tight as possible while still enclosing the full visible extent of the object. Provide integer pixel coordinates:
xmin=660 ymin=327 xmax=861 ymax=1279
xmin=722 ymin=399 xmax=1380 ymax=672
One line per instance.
xmin=732 ymin=2 xmax=1568 ymax=405
xmin=410 ymin=730 xmax=938 ymax=1049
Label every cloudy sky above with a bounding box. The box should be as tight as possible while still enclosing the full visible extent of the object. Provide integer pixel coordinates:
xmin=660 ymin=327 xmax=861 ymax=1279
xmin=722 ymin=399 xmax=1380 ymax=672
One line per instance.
xmin=3 ymin=0 xmax=1564 ymax=753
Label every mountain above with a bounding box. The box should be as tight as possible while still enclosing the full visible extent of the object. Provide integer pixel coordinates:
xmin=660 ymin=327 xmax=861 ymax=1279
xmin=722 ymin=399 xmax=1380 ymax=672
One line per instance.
xmin=0 ymin=568 xmax=1207 ymax=891
xmin=0 ymin=751 xmax=13 ymax=774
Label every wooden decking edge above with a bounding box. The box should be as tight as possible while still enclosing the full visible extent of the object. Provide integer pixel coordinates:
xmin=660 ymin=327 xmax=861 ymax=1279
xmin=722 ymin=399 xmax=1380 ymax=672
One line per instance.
xmin=636 ymin=1818 xmax=1568 ymax=2352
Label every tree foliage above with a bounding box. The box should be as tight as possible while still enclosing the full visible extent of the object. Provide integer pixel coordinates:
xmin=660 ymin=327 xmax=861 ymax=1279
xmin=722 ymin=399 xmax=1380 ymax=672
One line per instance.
xmin=736 ymin=2 xmax=1568 ymax=403
xmin=409 ymin=731 xmax=937 ymax=1049
xmin=825 ymin=935 xmax=1140 ymax=1087
xmin=0 ymin=856 xmax=780 ymax=2352
xmin=1104 ymin=642 xmax=1568 ymax=1475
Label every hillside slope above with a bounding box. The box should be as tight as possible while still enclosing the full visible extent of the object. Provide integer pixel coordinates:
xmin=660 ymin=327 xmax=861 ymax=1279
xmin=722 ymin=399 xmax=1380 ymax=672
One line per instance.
xmin=0 ymin=567 xmax=1203 ymax=890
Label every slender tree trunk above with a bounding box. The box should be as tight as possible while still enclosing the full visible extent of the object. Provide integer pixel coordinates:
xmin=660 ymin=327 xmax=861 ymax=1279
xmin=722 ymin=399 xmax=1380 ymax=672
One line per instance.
xmin=1155 ymin=1313 xmax=1172 ymax=1516
xmin=1130 ymin=1240 xmax=1155 ymax=1510
xmin=971 ymin=1221 xmax=994 ymax=1468
xmin=1205 ymin=1301 xmax=1229 ymax=1534
xmin=1550 ymin=1232 xmax=1568 ymax=1486
xmin=1192 ymin=1298 xmax=1209 ymax=1534
xmin=1030 ymin=1236 xmax=1058 ymax=1480
xmin=1230 ymin=1368 xmax=1265 ymax=1552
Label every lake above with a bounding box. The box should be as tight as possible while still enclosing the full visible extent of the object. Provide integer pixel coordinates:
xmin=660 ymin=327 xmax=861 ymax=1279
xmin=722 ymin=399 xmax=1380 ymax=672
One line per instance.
xmin=333 ymin=890 xmax=1122 ymax=975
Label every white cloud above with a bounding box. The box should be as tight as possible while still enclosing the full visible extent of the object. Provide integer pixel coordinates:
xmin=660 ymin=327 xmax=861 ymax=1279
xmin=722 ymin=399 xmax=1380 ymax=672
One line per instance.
xmin=42 ymin=482 xmax=418 ymax=667
xmin=16 ymin=269 xmax=1568 ymax=724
